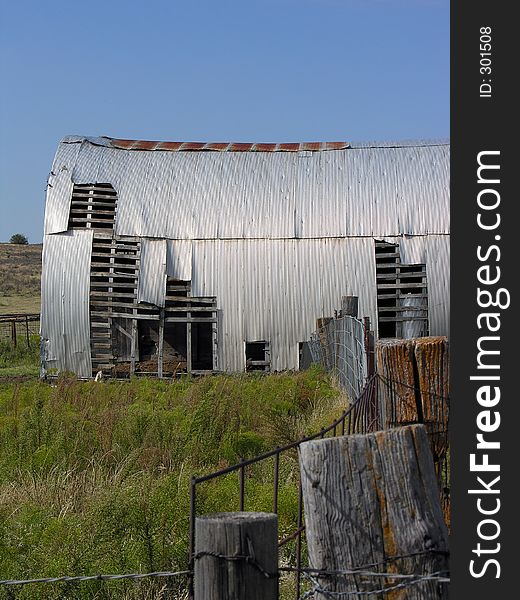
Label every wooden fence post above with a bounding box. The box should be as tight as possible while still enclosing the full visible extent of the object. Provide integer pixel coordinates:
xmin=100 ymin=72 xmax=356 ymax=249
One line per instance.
xmin=194 ymin=512 xmax=278 ymax=600
xmin=341 ymin=295 xmax=358 ymax=318
xmin=299 ymin=425 xmax=449 ymax=599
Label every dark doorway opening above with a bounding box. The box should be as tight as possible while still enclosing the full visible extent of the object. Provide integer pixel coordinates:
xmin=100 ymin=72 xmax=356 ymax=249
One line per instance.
xmin=246 ymin=341 xmax=270 ymax=372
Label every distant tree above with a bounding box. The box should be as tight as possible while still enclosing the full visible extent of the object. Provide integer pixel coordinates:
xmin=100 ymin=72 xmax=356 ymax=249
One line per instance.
xmin=9 ymin=233 xmax=29 ymax=245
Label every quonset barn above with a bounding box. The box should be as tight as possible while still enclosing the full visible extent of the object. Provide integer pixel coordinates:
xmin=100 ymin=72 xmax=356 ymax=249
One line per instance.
xmin=40 ymin=136 xmax=449 ymax=379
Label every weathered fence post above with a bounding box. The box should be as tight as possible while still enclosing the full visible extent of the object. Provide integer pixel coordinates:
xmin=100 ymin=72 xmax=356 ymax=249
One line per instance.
xmin=194 ymin=512 xmax=278 ymax=600
xmin=299 ymin=425 xmax=449 ymax=599
xmin=341 ymin=295 xmax=358 ymax=318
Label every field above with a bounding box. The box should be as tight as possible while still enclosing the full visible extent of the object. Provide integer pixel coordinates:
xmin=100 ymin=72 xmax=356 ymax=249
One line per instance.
xmin=0 ymin=366 xmax=343 ymax=599
xmin=0 ymin=243 xmax=42 ymax=315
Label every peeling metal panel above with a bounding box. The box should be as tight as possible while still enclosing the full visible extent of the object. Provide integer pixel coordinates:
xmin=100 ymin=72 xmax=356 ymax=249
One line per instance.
xmin=40 ymin=230 xmax=93 ymax=377
xmin=44 ymin=142 xmax=81 ymax=234
xmin=53 ymin=137 xmax=449 ymax=241
xmin=166 ymin=240 xmax=192 ymax=281
xmin=138 ymin=239 xmax=167 ymax=307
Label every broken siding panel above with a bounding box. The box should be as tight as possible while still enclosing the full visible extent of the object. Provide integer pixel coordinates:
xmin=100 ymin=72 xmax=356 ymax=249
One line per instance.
xmin=138 ymin=239 xmax=167 ymax=307
xmin=40 ymin=230 xmax=93 ymax=377
xmin=166 ymin=240 xmax=192 ymax=281
xmin=44 ymin=142 xmax=82 ymax=234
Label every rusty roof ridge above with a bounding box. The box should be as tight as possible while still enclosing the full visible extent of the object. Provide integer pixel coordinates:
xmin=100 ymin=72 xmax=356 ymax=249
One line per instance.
xmin=60 ymin=135 xmax=449 ymax=152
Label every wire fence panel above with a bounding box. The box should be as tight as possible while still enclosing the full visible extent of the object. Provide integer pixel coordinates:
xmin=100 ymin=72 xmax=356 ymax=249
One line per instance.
xmin=308 ymin=315 xmax=368 ymax=400
xmin=0 ymin=313 xmax=40 ymax=346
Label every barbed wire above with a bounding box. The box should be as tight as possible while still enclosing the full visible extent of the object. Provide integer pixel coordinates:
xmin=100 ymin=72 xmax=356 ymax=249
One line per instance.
xmin=298 ymin=570 xmax=450 ymax=599
xmin=0 ymin=570 xmax=192 ymax=587
xmin=194 ymin=550 xmax=278 ymax=579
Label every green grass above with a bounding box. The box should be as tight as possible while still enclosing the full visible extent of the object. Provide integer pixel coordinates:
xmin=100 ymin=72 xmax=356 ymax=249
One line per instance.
xmin=0 ymin=367 xmax=343 ymax=599
xmin=0 ymin=337 xmax=40 ymax=378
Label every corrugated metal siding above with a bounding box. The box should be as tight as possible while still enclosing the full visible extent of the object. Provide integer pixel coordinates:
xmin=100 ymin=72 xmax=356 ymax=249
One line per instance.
xmin=138 ymin=239 xmax=167 ymax=307
xmin=188 ymin=237 xmax=377 ymax=371
xmin=57 ymin=138 xmax=449 ymax=240
xmin=44 ymin=142 xmax=82 ymax=234
xmin=41 ymin=137 xmax=450 ymax=375
xmin=166 ymin=240 xmax=192 ymax=281
xmin=40 ymin=230 xmax=93 ymax=377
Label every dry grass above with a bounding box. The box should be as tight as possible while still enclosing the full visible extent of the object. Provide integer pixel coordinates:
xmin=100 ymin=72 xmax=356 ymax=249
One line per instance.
xmin=0 ymin=243 xmax=42 ymax=315
xmin=0 ymin=370 xmax=343 ymax=599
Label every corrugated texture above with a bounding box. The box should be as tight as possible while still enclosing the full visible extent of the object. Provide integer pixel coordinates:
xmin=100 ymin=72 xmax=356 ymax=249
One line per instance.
xmin=41 ymin=136 xmax=450 ymax=375
xmin=166 ymin=240 xmax=192 ymax=281
xmin=188 ymin=237 xmax=377 ymax=371
xmin=44 ymin=142 xmax=82 ymax=234
xmin=51 ymin=137 xmax=450 ymax=240
xmin=138 ymin=239 xmax=167 ymax=307
xmin=40 ymin=230 xmax=93 ymax=377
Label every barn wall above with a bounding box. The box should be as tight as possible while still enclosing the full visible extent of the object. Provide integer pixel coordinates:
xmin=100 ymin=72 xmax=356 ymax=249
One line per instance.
xmin=41 ymin=137 xmax=450 ymax=377
xmin=190 ymin=238 xmax=377 ymax=371
xmin=48 ymin=139 xmax=450 ymax=241
xmin=40 ymin=230 xmax=93 ymax=377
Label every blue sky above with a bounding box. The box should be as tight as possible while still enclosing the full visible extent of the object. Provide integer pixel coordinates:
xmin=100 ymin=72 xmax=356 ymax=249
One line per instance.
xmin=0 ymin=0 xmax=449 ymax=243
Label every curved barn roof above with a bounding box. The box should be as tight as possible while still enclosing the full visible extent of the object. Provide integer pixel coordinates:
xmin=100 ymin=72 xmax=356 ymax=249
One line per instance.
xmin=44 ymin=136 xmax=450 ymax=240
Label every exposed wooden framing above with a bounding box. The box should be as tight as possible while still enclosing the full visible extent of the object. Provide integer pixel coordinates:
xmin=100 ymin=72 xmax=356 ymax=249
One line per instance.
xmin=186 ymin=308 xmax=192 ymax=374
xmin=375 ymin=241 xmax=429 ymax=339
xmin=130 ymin=317 xmax=138 ymax=375
xmin=165 ymin=295 xmax=215 ymax=303
xmin=91 ymin=311 xmax=159 ymax=320
xmin=165 ymin=317 xmax=217 ymax=323
xmin=90 ymin=282 xmax=138 ymax=289
xmin=158 ymin=308 xmax=165 ymax=378
xmin=90 ymin=291 xmax=137 ymax=298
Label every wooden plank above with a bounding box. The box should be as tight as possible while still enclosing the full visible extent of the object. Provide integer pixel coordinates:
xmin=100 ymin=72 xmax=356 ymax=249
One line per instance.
xmin=90 ymin=272 xmax=136 ymax=280
xmin=69 ymin=217 xmax=115 ymax=224
xmin=91 ymin=252 xmax=139 ymax=260
xmin=186 ymin=310 xmax=192 ymax=373
xmin=377 ymin=292 xmax=428 ymax=300
xmin=377 ymin=271 xmax=427 ymax=280
xmin=165 ymin=317 xmax=217 ymax=324
xmin=379 ymin=316 xmax=429 ymax=323
xmin=377 ymin=282 xmax=428 ymax=290
xmin=158 ymin=308 xmax=164 ymax=378
xmin=164 ymin=306 xmax=216 ymax=313
xmin=91 ymin=311 xmax=159 ymax=321
xmin=91 ymin=300 xmax=155 ymax=311
xmin=378 ymin=305 xmax=427 ymax=313
xmin=165 ymin=295 xmax=216 ymax=303
xmin=90 ymin=282 xmax=137 ymax=289
xmin=90 ymin=291 xmax=137 ymax=298
xmin=90 ymin=262 xmax=138 ymax=270
xmin=69 ymin=208 xmax=116 ymax=216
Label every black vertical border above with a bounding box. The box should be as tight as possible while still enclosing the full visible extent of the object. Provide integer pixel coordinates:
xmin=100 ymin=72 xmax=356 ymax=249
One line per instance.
xmin=451 ymin=2 xmax=515 ymax=597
